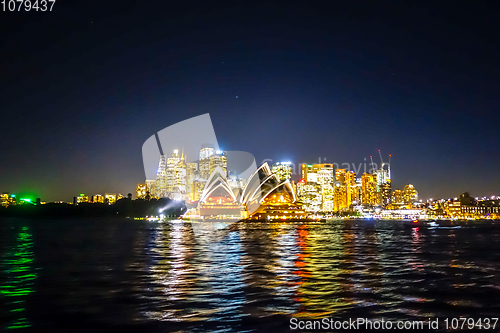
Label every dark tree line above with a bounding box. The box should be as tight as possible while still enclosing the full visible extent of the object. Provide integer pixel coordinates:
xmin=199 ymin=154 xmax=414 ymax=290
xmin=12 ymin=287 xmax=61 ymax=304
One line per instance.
xmin=0 ymin=198 xmax=187 ymax=218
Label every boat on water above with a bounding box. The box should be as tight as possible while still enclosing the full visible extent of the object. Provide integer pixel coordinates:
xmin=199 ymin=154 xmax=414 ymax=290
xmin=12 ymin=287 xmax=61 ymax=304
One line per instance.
xmin=403 ymin=219 xmax=460 ymax=228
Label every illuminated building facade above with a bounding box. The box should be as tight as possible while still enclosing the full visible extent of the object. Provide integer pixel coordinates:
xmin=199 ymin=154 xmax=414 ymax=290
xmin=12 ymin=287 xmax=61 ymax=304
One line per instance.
xmin=191 ymin=179 xmax=206 ymax=201
xmin=361 ymin=172 xmax=378 ymax=205
xmin=76 ymin=194 xmax=89 ymax=204
xmin=186 ymin=162 xmax=198 ymax=199
xmin=272 ymin=162 xmax=292 ymax=181
xmin=379 ymin=182 xmax=391 ymax=206
xmin=105 ymin=193 xmax=118 ymax=204
xmin=199 ymin=143 xmax=216 ymax=179
xmin=392 ymin=189 xmax=403 ymax=204
xmin=402 ymin=184 xmax=418 ymax=203
xmin=136 ymin=184 xmax=147 ymax=199
xmin=166 ymin=149 xmax=186 ymax=195
xmin=1 ymin=193 xmax=10 ymax=207
xmin=197 ymin=166 xmax=245 ymax=220
xmin=333 ymin=169 xmax=356 ymax=211
xmin=92 ymin=194 xmax=104 ymax=203
xmin=154 ymin=155 xmax=167 ymax=197
xmin=209 ymin=151 xmax=227 ymax=175
xmin=297 ymin=163 xmax=334 ymax=212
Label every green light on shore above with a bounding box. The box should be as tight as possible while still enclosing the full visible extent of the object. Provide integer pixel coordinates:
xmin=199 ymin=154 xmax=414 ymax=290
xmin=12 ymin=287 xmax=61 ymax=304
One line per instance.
xmin=11 ymin=194 xmax=16 ymax=198
xmin=79 ymin=194 xmax=85 ymax=197
xmin=20 ymin=199 xmax=31 ymax=203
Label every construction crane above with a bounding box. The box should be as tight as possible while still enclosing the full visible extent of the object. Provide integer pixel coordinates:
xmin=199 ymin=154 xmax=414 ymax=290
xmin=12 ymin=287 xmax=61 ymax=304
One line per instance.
xmin=378 ymin=149 xmax=384 ymax=165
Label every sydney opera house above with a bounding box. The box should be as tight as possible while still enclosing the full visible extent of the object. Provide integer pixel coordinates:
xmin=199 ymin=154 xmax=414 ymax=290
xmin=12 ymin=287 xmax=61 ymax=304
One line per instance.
xmin=183 ymin=163 xmax=309 ymax=221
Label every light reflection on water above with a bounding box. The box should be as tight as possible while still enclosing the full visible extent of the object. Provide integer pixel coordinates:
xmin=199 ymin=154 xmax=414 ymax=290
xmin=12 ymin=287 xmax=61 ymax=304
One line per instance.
xmin=1 ymin=218 xmax=500 ymax=332
xmin=0 ymin=225 xmax=36 ymax=330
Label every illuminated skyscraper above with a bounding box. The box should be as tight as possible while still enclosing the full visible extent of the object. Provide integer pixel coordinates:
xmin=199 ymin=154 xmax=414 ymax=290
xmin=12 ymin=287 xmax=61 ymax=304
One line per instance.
xmin=361 ymin=172 xmax=378 ymax=205
xmin=186 ymin=162 xmax=198 ymax=198
xmin=301 ymin=164 xmax=313 ymax=181
xmin=272 ymin=162 xmax=293 ymax=181
xmin=379 ymin=181 xmax=391 ymax=205
xmin=199 ymin=144 xmax=216 ymax=179
xmin=297 ymin=163 xmax=333 ymax=212
xmin=166 ymin=149 xmax=186 ymax=195
xmin=209 ymin=151 xmax=227 ymax=176
xmin=333 ymin=169 xmax=356 ymax=211
xmin=392 ymin=189 xmax=403 ymax=204
xmin=154 ymin=155 xmax=167 ymax=197
xmin=375 ymin=158 xmax=391 ymax=206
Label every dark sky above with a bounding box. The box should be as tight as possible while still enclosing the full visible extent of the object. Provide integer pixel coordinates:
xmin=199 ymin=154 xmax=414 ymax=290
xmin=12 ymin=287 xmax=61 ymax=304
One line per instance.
xmin=1 ymin=1 xmax=499 ymax=201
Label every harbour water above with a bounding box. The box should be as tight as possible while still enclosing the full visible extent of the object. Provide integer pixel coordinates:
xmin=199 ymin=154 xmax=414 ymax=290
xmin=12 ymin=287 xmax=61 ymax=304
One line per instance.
xmin=1 ymin=218 xmax=500 ymax=332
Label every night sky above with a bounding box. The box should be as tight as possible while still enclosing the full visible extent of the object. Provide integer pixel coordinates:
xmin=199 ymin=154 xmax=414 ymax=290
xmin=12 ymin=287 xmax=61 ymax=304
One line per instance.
xmin=1 ymin=1 xmax=499 ymax=202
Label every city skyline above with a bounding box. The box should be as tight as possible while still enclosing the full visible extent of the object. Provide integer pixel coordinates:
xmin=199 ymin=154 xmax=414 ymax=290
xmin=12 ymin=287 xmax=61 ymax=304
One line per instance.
xmin=2 ymin=2 xmax=499 ymax=202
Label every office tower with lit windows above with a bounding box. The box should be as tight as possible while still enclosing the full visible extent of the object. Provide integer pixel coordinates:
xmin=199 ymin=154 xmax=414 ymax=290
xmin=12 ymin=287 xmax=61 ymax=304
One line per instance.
xmin=166 ymin=149 xmax=187 ymax=195
xmin=379 ymin=182 xmax=391 ymax=205
xmin=375 ymin=161 xmax=391 ymax=205
xmin=392 ymin=189 xmax=403 ymax=204
xmin=297 ymin=163 xmax=334 ymax=212
xmin=402 ymin=184 xmax=418 ymax=203
xmin=92 ymin=194 xmax=104 ymax=203
xmin=154 ymin=155 xmax=167 ymax=197
xmin=333 ymin=169 xmax=357 ymax=211
xmin=272 ymin=162 xmax=293 ymax=181
xmin=186 ymin=162 xmax=198 ymax=198
xmin=199 ymin=144 xmax=216 ymax=179
xmin=191 ymin=179 xmax=206 ymax=201
xmin=361 ymin=172 xmax=378 ymax=205
xmin=296 ymin=179 xmax=323 ymax=212
xmin=209 ymin=151 xmax=227 ymax=176
xmin=345 ymin=170 xmax=357 ymax=207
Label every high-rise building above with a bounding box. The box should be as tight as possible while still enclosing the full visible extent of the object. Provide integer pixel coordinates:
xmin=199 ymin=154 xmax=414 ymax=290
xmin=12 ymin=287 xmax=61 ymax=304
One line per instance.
xmin=199 ymin=144 xmax=216 ymax=179
xmin=301 ymin=164 xmax=313 ymax=181
xmin=154 ymin=155 xmax=167 ymax=197
xmin=376 ymin=162 xmax=391 ymax=205
xmin=297 ymin=163 xmax=334 ymax=212
xmin=272 ymin=162 xmax=293 ymax=181
xmin=361 ymin=172 xmax=378 ymax=206
xmin=379 ymin=181 xmax=391 ymax=205
xmin=186 ymin=162 xmax=198 ymax=199
xmin=209 ymin=151 xmax=227 ymax=176
xmin=166 ymin=149 xmax=186 ymax=195
xmin=333 ymin=181 xmax=347 ymax=211
xmin=333 ymin=169 xmax=356 ymax=211
xmin=191 ymin=179 xmax=206 ymax=201
xmin=402 ymin=184 xmax=418 ymax=203
xmin=392 ymin=189 xmax=403 ymax=204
